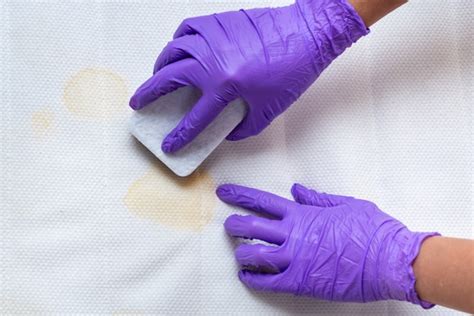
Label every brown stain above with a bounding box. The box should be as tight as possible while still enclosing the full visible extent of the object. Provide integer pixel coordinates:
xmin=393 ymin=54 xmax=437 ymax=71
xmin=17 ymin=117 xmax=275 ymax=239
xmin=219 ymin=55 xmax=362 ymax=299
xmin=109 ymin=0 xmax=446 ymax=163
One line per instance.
xmin=31 ymin=108 xmax=54 ymax=137
xmin=63 ymin=68 xmax=128 ymax=120
xmin=124 ymin=163 xmax=215 ymax=232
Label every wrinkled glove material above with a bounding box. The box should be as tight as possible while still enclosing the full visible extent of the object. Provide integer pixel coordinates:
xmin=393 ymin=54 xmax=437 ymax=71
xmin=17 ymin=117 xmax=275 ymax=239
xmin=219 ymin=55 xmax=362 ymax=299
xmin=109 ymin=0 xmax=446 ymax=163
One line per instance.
xmin=130 ymin=0 xmax=369 ymax=152
xmin=218 ymin=183 xmax=438 ymax=309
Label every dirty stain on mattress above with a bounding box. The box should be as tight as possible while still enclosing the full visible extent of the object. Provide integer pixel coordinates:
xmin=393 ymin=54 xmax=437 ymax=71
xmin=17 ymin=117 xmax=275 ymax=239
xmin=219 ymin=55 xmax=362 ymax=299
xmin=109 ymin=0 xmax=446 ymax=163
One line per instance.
xmin=124 ymin=163 xmax=215 ymax=231
xmin=63 ymin=68 xmax=128 ymax=120
xmin=31 ymin=108 xmax=54 ymax=137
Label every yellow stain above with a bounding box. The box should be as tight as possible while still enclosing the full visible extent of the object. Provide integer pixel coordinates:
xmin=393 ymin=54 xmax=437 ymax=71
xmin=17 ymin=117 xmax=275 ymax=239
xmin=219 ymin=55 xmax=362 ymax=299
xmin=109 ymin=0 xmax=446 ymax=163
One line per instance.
xmin=124 ymin=163 xmax=215 ymax=232
xmin=63 ymin=68 xmax=128 ymax=120
xmin=31 ymin=108 xmax=54 ymax=137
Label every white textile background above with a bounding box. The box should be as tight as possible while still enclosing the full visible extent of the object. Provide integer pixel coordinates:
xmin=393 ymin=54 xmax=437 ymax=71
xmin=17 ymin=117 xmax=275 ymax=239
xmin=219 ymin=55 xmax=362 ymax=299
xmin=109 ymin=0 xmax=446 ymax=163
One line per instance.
xmin=1 ymin=0 xmax=472 ymax=314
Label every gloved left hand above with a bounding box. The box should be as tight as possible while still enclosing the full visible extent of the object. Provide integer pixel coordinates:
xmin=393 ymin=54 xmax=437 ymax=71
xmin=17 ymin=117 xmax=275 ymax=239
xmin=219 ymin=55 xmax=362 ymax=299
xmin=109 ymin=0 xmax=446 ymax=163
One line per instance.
xmin=130 ymin=0 xmax=368 ymax=153
xmin=217 ymin=183 xmax=438 ymax=308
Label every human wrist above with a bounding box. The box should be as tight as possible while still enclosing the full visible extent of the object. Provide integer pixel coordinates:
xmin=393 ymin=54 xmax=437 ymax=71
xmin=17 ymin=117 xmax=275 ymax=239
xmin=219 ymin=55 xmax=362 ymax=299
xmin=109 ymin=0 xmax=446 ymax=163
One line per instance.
xmin=378 ymin=228 xmax=439 ymax=308
xmin=402 ymin=231 xmax=440 ymax=308
xmin=347 ymin=0 xmax=408 ymax=27
xmin=412 ymin=237 xmax=474 ymax=313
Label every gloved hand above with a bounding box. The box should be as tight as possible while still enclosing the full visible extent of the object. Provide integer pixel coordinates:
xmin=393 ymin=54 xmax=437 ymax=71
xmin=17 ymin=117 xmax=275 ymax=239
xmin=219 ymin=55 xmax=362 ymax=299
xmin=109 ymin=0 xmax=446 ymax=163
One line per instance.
xmin=217 ymin=183 xmax=439 ymax=308
xmin=130 ymin=0 xmax=368 ymax=153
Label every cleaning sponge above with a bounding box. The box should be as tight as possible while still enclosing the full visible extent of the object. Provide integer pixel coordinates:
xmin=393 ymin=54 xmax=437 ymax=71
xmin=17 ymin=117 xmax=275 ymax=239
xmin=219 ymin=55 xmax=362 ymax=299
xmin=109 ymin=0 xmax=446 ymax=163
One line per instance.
xmin=129 ymin=87 xmax=247 ymax=177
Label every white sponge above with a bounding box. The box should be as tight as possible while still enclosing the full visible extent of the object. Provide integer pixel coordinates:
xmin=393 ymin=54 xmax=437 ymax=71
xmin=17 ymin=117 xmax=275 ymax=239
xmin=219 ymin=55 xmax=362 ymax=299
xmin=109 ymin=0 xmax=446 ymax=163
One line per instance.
xmin=129 ymin=87 xmax=247 ymax=177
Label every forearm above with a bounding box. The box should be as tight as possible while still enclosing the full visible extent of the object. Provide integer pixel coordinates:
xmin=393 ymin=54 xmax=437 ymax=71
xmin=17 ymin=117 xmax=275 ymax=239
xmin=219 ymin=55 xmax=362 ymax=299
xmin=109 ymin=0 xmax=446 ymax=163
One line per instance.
xmin=413 ymin=236 xmax=474 ymax=313
xmin=348 ymin=0 xmax=407 ymax=27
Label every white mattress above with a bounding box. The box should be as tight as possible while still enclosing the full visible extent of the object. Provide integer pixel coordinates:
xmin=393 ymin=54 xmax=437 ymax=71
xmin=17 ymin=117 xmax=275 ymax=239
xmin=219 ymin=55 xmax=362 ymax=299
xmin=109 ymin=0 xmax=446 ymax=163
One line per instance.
xmin=0 ymin=0 xmax=472 ymax=314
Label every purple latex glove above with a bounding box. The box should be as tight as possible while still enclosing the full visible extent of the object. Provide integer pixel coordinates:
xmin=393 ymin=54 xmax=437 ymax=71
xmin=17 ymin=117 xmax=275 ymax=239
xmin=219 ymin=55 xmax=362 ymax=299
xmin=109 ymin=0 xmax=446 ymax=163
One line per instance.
xmin=129 ymin=0 xmax=368 ymax=153
xmin=217 ymin=183 xmax=439 ymax=308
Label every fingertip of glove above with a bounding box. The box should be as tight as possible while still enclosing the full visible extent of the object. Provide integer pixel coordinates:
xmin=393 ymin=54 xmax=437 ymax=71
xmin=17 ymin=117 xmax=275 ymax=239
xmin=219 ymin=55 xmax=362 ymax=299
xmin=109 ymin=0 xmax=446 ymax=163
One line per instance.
xmin=238 ymin=270 xmax=249 ymax=283
xmin=238 ymin=270 xmax=261 ymax=289
xmin=161 ymin=139 xmax=173 ymax=153
xmin=223 ymin=216 xmax=232 ymax=231
xmin=234 ymin=243 xmax=250 ymax=259
xmin=226 ymin=133 xmax=242 ymax=141
xmin=223 ymin=213 xmax=239 ymax=232
xmin=129 ymin=95 xmax=141 ymax=110
xmin=216 ymin=184 xmax=233 ymax=199
xmin=291 ymin=183 xmax=307 ymax=199
xmin=161 ymin=133 xmax=181 ymax=153
xmin=290 ymin=183 xmax=303 ymax=194
xmin=226 ymin=125 xmax=251 ymax=141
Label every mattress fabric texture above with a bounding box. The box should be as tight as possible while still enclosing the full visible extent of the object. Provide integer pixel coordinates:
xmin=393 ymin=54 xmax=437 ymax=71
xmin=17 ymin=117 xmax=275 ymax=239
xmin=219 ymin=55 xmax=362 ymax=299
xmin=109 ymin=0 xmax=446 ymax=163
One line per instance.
xmin=0 ymin=0 xmax=472 ymax=314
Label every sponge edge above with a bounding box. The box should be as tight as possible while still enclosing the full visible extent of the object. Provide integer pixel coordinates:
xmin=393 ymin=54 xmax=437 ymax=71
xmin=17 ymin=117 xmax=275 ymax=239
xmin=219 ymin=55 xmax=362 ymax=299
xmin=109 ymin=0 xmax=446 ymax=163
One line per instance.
xmin=129 ymin=86 xmax=247 ymax=177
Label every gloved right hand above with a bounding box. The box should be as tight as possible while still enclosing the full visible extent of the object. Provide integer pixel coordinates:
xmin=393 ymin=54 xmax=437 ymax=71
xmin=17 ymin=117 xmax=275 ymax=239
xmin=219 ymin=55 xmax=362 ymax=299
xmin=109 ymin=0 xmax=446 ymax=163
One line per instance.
xmin=130 ymin=0 xmax=368 ymax=153
xmin=218 ymin=183 xmax=438 ymax=308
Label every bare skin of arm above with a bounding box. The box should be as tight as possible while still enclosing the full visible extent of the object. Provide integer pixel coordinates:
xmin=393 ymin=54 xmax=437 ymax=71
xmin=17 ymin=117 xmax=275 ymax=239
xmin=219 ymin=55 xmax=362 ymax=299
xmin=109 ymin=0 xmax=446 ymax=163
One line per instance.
xmin=344 ymin=1 xmax=474 ymax=313
xmin=348 ymin=0 xmax=408 ymax=27
xmin=413 ymin=237 xmax=474 ymax=313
